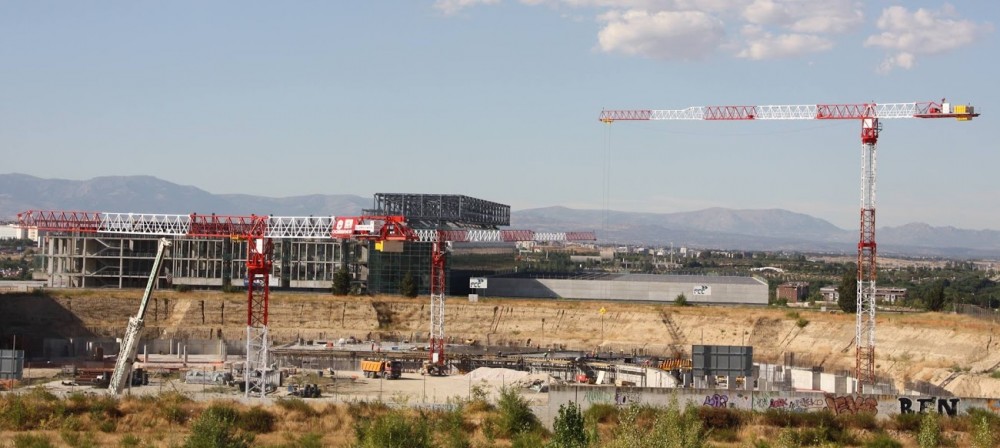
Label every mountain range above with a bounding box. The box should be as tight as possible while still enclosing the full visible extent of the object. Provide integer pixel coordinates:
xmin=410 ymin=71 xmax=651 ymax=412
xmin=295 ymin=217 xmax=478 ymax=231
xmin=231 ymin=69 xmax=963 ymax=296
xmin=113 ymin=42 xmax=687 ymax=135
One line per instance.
xmin=2 ymin=173 xmax=997 ymax=258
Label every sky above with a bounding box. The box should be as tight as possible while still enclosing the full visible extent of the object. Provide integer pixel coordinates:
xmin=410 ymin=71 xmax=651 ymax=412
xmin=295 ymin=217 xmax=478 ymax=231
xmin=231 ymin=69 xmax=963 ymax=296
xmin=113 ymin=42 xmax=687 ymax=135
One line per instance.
xmin=1 ymin=1 xmax=997 ymax=230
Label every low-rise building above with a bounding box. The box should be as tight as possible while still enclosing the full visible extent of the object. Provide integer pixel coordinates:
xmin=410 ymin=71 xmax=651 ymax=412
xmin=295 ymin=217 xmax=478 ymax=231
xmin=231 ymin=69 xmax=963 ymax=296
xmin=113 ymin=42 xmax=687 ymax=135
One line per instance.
xmin=777 ymin=282 xmax=809 ymax=303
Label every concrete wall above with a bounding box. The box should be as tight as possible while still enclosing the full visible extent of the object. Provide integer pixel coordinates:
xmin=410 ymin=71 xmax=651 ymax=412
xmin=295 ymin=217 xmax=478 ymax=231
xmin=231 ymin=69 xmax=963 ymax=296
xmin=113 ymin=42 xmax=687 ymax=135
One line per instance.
xmin=485 ymin=277 xmax=768 ymax=305
xmin=542 ymin=385 xmax=1000 ymax=428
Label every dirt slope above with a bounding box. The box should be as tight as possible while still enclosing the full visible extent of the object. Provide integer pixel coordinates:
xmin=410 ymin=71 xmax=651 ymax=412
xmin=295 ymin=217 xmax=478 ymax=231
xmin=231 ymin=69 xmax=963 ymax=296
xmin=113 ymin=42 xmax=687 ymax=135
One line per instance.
xmin=3 ymin=290 xmax=1000 ymax=396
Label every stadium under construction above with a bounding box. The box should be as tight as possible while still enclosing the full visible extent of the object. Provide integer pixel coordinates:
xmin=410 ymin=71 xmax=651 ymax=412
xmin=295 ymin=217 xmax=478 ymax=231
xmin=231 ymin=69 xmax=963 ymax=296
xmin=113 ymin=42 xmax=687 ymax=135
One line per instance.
xmin=22 ymin=193 xmax=768 ymax=305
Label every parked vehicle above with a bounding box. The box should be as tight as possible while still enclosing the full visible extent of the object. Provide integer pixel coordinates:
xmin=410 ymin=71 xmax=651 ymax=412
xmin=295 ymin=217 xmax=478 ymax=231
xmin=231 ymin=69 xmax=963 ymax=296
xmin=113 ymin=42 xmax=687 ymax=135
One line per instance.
xmin=360 ymin=359 xmax=402 ymax=379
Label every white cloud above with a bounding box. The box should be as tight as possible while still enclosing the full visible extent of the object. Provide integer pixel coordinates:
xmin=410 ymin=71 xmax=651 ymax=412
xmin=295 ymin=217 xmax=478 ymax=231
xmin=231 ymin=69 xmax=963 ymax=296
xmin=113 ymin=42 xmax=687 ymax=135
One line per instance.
xmin=597 ymin=9 xmax=726 ymax=60
xmin=865 ymin=4 xmax=993 ymax=73
xmin=742 ymin=0 xmax=862 ymax=34
xmin=738 ymin=28 xmax=834 ymax=60
xmin=433 ymin=0 xmax=502 ymax=15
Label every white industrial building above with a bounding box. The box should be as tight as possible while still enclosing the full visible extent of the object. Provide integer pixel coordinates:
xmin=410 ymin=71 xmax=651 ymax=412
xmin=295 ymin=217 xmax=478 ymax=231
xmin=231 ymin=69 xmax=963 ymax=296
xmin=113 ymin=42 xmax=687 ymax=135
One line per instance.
xmin=481 ymin=273 xmax=768 ymax=305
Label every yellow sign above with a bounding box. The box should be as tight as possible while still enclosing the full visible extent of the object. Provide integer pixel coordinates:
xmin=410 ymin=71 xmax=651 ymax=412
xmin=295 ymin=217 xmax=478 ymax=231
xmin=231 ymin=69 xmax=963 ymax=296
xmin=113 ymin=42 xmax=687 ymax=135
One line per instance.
xmin=599 ymin=307 xmax=607 ymax=315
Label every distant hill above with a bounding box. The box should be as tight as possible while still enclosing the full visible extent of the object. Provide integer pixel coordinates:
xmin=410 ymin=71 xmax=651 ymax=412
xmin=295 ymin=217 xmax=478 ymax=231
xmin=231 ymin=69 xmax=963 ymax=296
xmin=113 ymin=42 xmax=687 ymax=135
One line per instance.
xmin=0 ymin=173 xmax=369 ymax=217
xmin=3 ymin=173 xmax=998 ymax=258
xmin=510 ymin=206 xmax=1000 ymax=258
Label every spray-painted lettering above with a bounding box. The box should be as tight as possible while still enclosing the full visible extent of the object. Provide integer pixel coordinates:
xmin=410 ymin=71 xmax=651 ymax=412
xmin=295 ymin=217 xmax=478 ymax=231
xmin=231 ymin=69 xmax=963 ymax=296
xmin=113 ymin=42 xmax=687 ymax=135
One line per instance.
xmin=583 ymin=389 xmax=614 ymax=404
xmin=703 ymin=394 xmax=729 ymax=408
xmin=824 ymin=394 xmax=878 ymax=415
xmin=898 ymin=397 xmax=961 ymax=417
xmin=769 ymin=398 xmax=788 ymax=409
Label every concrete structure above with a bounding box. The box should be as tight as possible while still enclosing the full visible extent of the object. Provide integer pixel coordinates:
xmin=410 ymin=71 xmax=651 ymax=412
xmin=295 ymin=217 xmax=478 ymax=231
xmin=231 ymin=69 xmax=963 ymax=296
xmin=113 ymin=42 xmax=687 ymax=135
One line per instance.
xmin=875 ymin=287 xmax=907 ymax=304
xmin=777 ymin=281 xmax=809 ymax=303
xmin=40 ymin=234 xmax=350 ymax=289
xmin=543 ymin=386 xmax=1000 ymax=428
xmin=820 ymin=286 xmax=839 ymax=301
xmin=483 ymin=273 xmax=768 ymax=305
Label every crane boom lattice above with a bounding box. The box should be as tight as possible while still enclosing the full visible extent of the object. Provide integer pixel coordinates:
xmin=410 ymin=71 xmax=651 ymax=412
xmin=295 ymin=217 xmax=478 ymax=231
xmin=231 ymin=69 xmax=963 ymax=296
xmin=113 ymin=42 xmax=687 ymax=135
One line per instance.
xmin=600 ymin=99 xmax=978 ymax=391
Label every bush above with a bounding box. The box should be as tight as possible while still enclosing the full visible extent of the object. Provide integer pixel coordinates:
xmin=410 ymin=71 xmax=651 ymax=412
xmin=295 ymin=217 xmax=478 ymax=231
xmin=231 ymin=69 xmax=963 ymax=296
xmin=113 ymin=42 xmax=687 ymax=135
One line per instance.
xmin=238 ymin=406 xmax=275 ymax=434
xmin=796 ymin=317 xmax=810 ymax=328
xmin=697 ymin=406 xmax=744 ymax=430
xmin=584 ymin=403 xmax=618 ymax=425
xmin=917 ymin=412 xmax=941 ymax=448
xmin=175 ymin=284 xmax=192 ymax=293
xmin=12 ymin=434 xmax=55 ymax=448
xmin=864 ymin=433 xmax=903 ymax=448
xmin=118 ymin=434 xmax=143 ymax=448
xmin=435 ymin=404 xmax=470 ymax=448
xmin=675 ymin=294 xmax=689 ymax=307
xmin=972 ymin=414 xmax=998 ymax=448
xmin=891 ymin=412 xmax=923 ymax=432
xmin=275 ymin=398 xmax=317 ymax=417
xmin=495 ymin=386 xmax=540 ymax=438
xmin=550 ymin=401 xmax=588 ymax=448
xmin=183 ymin=405 xmax=254 ymax=448
xmin=839 ymin=411 xmax=879 ymax=431
xmin=353 ymin=409 xmax=432 ymax=448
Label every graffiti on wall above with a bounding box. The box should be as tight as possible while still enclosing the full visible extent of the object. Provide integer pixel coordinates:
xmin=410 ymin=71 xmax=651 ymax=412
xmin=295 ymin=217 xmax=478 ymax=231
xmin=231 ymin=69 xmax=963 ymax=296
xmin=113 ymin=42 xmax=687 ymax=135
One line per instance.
xmin=824 ymin=394 xmax=878 ymax=415
xmin=615 ymin=389 xmax=641 ymax=406
xmin=899 ymin=397 xmax=961 ymax=417
xmin=749 ymin=393 xmax=826 ymax=412
xmin=703 ymin=394 xmax=728 ymax=408
xmin=583 ymin=389 xmax=614 ymax=404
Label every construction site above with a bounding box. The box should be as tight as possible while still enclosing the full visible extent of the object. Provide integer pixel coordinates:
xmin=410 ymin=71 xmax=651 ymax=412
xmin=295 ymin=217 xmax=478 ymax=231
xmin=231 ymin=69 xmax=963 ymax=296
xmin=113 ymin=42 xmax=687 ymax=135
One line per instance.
xmin=2 ymin=101 xmax=996 ymax=444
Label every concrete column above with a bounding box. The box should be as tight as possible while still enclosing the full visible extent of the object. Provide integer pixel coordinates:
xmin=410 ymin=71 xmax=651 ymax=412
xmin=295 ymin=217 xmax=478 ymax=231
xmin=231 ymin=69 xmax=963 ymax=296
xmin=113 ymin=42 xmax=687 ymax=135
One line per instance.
xmin=143 ymin=344 xmax=147 ymax=362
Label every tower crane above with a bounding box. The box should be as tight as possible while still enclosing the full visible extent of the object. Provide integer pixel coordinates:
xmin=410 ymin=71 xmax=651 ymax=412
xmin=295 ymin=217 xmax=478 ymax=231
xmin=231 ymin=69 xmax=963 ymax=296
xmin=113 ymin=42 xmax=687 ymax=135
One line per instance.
xmin=599 ymin=99 xmax=978 ymax=390
xmin=331 ymin=215 xmax=597 ymax=375
xmin=19 ymin=209 xmax=595 ymax=384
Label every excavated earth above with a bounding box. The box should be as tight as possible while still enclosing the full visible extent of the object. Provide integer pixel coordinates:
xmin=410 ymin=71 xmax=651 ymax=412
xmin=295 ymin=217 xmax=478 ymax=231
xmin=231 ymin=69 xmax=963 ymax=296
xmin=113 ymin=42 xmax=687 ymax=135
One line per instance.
xmin=3 ymin=289 xmax=1000 ymax=397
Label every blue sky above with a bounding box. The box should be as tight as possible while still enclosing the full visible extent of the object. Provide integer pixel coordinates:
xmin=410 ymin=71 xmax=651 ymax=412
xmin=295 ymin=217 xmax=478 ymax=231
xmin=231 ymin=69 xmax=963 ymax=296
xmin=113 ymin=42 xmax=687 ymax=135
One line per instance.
xmin=1 ymin=1 xmax=997 ymax=230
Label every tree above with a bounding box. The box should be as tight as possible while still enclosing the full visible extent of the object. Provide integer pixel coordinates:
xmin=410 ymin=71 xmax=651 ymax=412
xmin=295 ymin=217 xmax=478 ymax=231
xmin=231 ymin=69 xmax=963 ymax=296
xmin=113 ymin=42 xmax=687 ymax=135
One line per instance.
xmin=332 ymin=266 xmax=351 ymax=296
xmin=925 ymin=280 xmax=947 ymax=312
xmin=837 ymin=267 xmax=858 ymax=313
xmin=400 ymin=271 xmax=418 ymax=298
xmin=548 ymin=401 xmax=589 ymax=448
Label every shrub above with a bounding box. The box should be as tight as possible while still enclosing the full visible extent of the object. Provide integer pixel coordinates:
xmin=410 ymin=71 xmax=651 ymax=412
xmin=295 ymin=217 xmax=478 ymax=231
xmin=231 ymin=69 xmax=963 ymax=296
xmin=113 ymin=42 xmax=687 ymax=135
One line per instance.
xmin=649 ymin=402 xmax=706 ymax=448
xmin=495 ymin=386 xmax=540 ymax=438
xmin=550 ymin=401 xmax=588 ymax=448
xmin=183 ymin=404 xmax=255 ymax=448
xmin=675 ymin=293 xmax=689 ymax=307
xmin=59 ymin=429 xmax=97 ymax=448
xmin=12 ymin=433 xmax=55 ymax=448
xmin=435 ymin=404 xmax=471 ymax=448
xmin=972 ymin=414 xmax=997 ymax=448
xmin=511 ymin=430 xmax=546 ymax=448
xmin=891 ymin=412 xmax=923 ymax=432
xmin=584 ymin=403 xmax=618 ymax=425
xmin=275 ymin=398 xmax=317 ymax=417
xmin=796 ymin=317 xmax=810 ymax=328
xmin=175 ymin=284 xmax=192 ymax=293
xmin=697 ymin=406 xmax=744 ymax=430
xmin=917 ymin=412 xmax=941 ymax=448
xmin=118 ymin=434 xmax=143 ymax=448
xmin=864 ymin=433 xmax=903 ymax=448
xmin=234 ymin=406 xmax=274 ymax=434
xmin=839 ymin=411 xmax=879 ymax=431
xmin=353 ymin=409 xmax=432 ymax=448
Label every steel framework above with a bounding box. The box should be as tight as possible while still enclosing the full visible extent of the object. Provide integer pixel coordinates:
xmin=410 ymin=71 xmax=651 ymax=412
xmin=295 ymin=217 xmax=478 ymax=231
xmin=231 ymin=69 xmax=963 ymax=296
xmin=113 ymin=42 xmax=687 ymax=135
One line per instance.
xmin=20 ymin=209 xmax=596 ymax=385
xmin=331 ymin=215 xmax=596 ymax=375
xmin=368 ymin=193 xmax=510 ymax=228
xmin=600 ymin=99 xmax=978 ymax=390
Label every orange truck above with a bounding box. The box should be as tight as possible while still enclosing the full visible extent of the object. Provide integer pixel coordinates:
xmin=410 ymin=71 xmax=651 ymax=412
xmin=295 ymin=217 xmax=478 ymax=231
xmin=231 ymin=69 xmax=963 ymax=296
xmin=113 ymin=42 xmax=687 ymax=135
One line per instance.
xmin=361 ymin=359 xmax=402 ymax=379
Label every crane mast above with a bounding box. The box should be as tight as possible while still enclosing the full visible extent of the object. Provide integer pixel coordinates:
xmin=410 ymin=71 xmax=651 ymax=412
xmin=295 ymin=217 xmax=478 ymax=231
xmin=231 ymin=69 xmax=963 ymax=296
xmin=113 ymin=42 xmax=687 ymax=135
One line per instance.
xmin=108 ymin=238 xmax=171 ymax=395
xmin=600 ymin=99 xmax=978 ymax=390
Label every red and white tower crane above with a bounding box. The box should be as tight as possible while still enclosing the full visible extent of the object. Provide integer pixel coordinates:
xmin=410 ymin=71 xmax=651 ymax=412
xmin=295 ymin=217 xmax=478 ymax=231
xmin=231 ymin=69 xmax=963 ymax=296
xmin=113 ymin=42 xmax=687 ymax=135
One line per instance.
xmin=331 ymin=215 xmax=596 ymax=375
xmin=20 ymin=210 xmax=595 ymax=385
xmin=600 ymin=100 xmax=978 ymax=390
